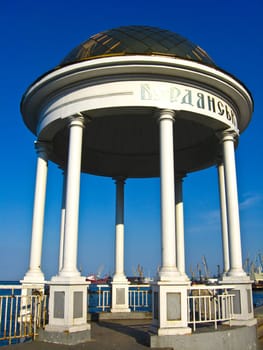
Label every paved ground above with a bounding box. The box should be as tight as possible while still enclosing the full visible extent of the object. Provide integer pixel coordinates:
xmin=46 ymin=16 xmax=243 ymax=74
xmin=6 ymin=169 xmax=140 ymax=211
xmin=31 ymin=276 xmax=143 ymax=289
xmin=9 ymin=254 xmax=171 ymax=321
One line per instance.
xmin=255 ymin=306 xmax=263 ymax=350
xmin=1 ymin=318 xmax=263 ymax=349
xmin=0 ymin=320 xmax=171 ymax=350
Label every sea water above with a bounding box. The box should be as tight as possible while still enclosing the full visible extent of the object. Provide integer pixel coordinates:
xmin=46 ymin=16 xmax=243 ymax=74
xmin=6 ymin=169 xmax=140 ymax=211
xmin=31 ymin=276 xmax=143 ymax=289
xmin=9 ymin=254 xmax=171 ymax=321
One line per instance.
xmin=0 ymin=281 xmax=21 ymax=294
xmin=253 ymin=289 xmax=263 ymax=308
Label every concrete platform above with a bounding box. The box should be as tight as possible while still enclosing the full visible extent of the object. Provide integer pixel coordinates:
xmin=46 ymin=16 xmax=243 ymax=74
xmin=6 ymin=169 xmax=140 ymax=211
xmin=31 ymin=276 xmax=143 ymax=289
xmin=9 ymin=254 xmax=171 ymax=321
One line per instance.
xmin=255 ymin=306 xmax=263 ymax=350
xmin=0 ymin=319 xmax=262 ymax=350
xmin=0 ymin=320 xmax=166 ymax=350
xmin=150 ymin=324 xmax=257 ymax=350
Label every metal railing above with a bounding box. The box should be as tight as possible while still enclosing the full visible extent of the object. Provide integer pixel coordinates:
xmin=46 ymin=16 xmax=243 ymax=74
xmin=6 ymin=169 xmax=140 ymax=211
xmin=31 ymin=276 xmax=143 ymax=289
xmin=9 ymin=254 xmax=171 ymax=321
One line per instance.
xmin=96 ymin=285 xmax=111 ymax=312
xmin=187 ymin=285 xmax=234 ymax=331
xmin=0 ymin=282 xmax=236 ymax=345
xmin=129 ymin=285 xmax=151 ymax=311
xmin=0 ymin=285 xmax=47 ymax=345
xmin=88 ymin=284 xmax=151 ymax=312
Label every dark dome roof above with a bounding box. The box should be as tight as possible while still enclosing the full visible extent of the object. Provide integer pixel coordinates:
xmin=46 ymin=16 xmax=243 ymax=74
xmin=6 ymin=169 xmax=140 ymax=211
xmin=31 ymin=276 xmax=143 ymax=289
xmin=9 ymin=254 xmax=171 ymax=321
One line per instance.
xmin=61 ymin=25 xmax=216 ymax=67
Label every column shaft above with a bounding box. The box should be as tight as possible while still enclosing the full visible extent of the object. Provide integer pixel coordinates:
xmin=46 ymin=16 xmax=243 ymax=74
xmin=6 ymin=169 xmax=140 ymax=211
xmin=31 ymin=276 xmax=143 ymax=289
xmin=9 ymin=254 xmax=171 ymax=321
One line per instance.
xmin=24 ymin=142 xmax=49 ymax=282
xmin=113 ymin=178 xmax=126 ymax=281
xmin=59 ymin=169 xmax=67 ymax=272
xmin=222 ymin=131 xmax=245 ymax=277
xmin=175 ymin=176 xmax=187 ymax=277
xmin=111 ymin=178 xmax=130 ymax=313
xmin=217 ymin=162 xmax=230 ymax=274
xmin=60 ymin=117 xmax=85 ymax=278
xmin=159 ymin=110 xmax=178 ymax=280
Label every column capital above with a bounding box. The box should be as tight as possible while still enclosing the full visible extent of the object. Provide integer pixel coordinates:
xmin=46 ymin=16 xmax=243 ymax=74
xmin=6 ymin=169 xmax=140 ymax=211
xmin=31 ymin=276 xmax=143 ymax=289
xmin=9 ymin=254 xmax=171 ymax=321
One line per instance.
xmin=58 ymin=165 xmax=66 ymax=173
xmin=158 ymin=109 xmax=176 ymax=122
xmin=217 ymin=128 xmax=239 ymax=143
xmin=113 ymin=176 xmax=126 ymax=185
xmin=175 ymin=173 xmax=186 ymax=182
xmin=34 ymin=141 xmax=51 ymax=160
xmin=216 ymin=154 xmax=223 ymax=166
xmin=68 ymin=113 xmax=89 ymax=128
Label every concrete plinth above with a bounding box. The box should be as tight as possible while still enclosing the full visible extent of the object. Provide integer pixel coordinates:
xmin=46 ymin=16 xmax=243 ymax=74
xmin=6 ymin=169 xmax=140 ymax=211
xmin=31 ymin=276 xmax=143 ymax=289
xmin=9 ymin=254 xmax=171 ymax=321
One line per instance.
xmin=149 ymin=324 xmax=257 ymax=350
xmin=38 ymin=325 xmax=91 ymax=345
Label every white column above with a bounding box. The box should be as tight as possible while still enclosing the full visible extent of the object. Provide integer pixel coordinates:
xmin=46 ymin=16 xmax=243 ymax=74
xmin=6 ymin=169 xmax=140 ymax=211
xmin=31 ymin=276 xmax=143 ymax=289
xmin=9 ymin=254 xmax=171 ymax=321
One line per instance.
xmin=175 ymin=175 xmax=188 ymax=279
xmin=221 ymin=130 xmax=246 ymax=278
xmin=23 ymin=141 xmax=49 ymax=283
xmin=113 ymin=177 xmax=127 ymax=282
xmin=111 ymin=177 xmax=130 ymax=313
xmin=219 ymin=130 xmax=254 ymax=326
xmin=45 ymin=116 xmax=90 ymax=338
xmin=159 ymin=110 xmax=179 ymax=281
xmin=217 ymin=161 xmax=230 ymax=275
xmin=151 ymin=110 xmax=191 ymax=337
xmin=59 ymin=116 xmax=85 ymax=279
xmin=58 ymin=169 xmax=67 ymax=272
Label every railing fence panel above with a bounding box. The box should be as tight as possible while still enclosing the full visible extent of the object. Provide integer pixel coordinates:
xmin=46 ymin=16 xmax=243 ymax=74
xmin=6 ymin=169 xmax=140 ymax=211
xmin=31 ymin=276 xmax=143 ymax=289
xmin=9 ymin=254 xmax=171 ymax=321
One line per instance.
xmin=0 ymin=286 xmax=47 ymax=345
xmin=188 ymin=286 xmax=235 ymax=331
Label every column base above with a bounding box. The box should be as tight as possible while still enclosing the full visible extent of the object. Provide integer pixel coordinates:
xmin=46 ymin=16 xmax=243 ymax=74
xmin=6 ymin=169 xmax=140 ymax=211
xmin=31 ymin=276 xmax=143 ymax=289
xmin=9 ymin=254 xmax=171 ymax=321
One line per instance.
xmin=54 ymin=268 xmax=83 ymax=281
xmin=21 ymin=269 xmax=45 ymax=285
xmin=158 ymin=267 xmax=182 ymax=282
xmin=225 ymin=268 xmax=249 ymax=279
xmin=51 ymin=274 xmax=86 ymax=284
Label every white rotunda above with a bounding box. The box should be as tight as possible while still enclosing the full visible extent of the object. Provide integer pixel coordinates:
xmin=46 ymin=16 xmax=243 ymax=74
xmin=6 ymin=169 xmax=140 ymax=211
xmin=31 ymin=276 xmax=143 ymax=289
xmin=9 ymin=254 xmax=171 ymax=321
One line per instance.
xmin=20 ymin=25 xmax=256 ymax=348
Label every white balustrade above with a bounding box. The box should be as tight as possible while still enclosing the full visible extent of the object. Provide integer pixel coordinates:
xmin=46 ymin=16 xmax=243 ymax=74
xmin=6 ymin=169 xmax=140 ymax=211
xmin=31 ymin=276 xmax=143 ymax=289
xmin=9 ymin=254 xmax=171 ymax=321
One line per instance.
xmin=188 ymin=285 xmax=235 ymax=331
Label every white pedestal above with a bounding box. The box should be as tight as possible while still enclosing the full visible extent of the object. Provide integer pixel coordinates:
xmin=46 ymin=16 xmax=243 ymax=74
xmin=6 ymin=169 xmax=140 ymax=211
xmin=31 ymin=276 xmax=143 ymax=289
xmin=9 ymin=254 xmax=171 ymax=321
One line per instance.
xmin=150 ymin=281 xmax=191 ymax=336
xmin=43 ymin=277 xmax=91 ymax=344
xmin=220 ymin=276 xmax=256 ymax=326
xmin=111 ymin=280 xmax=131 ymax=313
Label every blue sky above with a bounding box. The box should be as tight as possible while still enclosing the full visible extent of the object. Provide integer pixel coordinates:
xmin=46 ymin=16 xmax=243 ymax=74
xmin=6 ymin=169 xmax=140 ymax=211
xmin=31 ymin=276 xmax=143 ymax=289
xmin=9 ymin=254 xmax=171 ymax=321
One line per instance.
xmin=0 ymin=0 xmax=262 ymax=281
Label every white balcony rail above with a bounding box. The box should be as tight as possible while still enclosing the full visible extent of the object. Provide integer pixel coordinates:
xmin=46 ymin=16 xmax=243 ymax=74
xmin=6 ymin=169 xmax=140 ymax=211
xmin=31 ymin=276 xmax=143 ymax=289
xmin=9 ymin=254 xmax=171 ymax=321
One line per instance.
xmin=188 ymin=285 xmax=235 ymax=331
xmin=0 ymin=285 xmax=47 ymax=345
